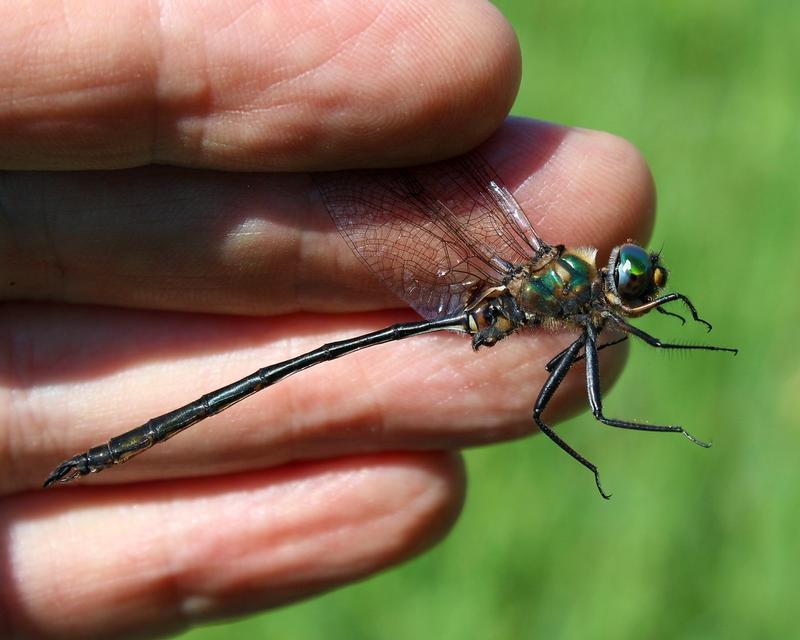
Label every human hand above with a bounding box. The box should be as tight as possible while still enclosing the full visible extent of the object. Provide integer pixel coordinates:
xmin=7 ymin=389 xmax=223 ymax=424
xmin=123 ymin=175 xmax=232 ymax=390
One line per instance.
xmin=0 ymin=1 xmax=654 ymax=637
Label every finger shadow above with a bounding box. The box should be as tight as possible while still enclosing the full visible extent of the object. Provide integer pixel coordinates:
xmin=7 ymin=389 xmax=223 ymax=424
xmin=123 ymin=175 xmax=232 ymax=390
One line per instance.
xmin=2 ymin=119 xmax=569 ymax=317
xmin=0 ymin=303 xmax=421 ymax=387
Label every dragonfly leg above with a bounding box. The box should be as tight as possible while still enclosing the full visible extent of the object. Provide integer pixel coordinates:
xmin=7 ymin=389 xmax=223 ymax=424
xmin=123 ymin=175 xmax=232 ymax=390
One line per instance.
xmin=610 ymin=315 xmax=738 ymax=355
xmin=583 ymin=324 xmax=711 ymax=447
xmin=656 ymin=305 xmax=686 ymax=325
xmin=533 ymin=332 xmax=611 ymax=499
xmin=544 ymin=335 xmax=628 ymax=372
xmin=667 ymin=293 xmax=712 ymax=332
xmin=622 ymin=293 xmax=712 ymax=332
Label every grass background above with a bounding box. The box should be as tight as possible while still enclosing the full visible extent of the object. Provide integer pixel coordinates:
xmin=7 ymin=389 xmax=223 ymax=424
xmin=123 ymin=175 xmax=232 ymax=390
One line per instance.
xmin=182 ymin=2 xmax=798 ymax=638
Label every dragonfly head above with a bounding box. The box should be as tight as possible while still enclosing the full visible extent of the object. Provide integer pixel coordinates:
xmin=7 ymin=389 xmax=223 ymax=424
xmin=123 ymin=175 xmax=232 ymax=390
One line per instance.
xmin=607 ymin=243 xmax=668 ymax=306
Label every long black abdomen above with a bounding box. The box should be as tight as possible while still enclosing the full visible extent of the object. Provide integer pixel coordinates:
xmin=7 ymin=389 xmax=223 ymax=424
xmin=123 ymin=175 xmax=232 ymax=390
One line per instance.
xmin=43 ymin=315 xmax=467 ymax=486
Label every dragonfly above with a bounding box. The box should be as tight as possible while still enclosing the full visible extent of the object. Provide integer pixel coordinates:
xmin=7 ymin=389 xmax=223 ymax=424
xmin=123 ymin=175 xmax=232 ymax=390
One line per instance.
xmin=43 ymin=152 xmax=737 ymax=498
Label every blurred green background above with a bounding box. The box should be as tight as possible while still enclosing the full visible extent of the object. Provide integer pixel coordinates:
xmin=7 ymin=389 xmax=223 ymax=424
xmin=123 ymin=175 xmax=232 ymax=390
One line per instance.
xmin=182 ymin=2 xmax=797 ymax=638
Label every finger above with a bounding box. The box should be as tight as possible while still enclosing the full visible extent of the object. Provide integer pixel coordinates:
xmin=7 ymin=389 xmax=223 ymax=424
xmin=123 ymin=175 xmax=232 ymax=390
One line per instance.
xmin=0 ymin=0 xmax=519 ymax=170
xmin=2 ymin=303 xmax=625 ymax=492
xmin=1 ymin=119 xmax=655 ymax=314
xmin=1 ymin=452 xmax=464 ymax=638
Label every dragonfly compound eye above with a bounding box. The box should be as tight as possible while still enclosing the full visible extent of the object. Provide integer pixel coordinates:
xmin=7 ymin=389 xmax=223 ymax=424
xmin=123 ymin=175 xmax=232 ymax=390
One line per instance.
xmin=614 ymin=243 xmax=652 ymax=301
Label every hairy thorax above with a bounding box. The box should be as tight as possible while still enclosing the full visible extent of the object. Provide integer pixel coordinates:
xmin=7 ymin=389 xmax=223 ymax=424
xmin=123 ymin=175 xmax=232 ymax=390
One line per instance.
xmin=509 ymin=246 xmax=598 ymax=329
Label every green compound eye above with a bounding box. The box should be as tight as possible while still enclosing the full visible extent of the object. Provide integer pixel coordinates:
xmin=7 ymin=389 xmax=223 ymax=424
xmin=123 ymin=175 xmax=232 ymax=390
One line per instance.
xmin=614 ymin=244 xmax=652 ymax=300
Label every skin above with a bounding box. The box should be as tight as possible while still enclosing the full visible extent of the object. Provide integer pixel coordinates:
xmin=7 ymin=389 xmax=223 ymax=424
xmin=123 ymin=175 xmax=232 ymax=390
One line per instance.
xmin=0 ymin=1 xmax=655 ymax=638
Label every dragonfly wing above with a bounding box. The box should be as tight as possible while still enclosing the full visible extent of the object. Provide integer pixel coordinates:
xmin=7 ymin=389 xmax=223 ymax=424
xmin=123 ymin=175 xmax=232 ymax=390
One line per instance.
xmin=433 ymin=153 xmax=551 ymax=266
xmin=315 ymin=152 xmax=551 ymax=320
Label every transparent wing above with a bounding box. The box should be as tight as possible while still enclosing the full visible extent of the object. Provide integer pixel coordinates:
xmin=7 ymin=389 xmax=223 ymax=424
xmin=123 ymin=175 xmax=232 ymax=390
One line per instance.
xmin=314 ymin=152 xmax=551 ymax=320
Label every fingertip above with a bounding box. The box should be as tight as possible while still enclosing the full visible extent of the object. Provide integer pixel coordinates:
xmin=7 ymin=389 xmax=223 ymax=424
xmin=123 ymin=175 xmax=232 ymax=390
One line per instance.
xmin=2 ymin=452 xmax=465 ymax=637
xmin=401 ymin=451 xmax=466 ymax=556
xmin=485 ymin=120 xmax=657 ymax=259
xmin=575 ymin=128 xmax=657 ymax=247
xmin=279 ymin=0 xmax=522 ymax=170
xmin=0 ymin=0 xmax=521 ymax=171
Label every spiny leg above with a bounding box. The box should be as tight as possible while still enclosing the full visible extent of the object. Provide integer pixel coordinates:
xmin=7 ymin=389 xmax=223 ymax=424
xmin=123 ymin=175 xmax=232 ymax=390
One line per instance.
xmin=611 ymin=315 xmax=738 ymax=356
xmin=583 ymin=324 xmax=711 ymax=447
xmin=534 ymin=333 xmax=611 ymax=499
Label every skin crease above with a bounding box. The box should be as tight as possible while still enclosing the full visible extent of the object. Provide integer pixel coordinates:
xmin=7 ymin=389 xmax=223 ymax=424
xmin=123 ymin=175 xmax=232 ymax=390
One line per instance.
xmin=0 ymin=1 xmax=655 ymax=638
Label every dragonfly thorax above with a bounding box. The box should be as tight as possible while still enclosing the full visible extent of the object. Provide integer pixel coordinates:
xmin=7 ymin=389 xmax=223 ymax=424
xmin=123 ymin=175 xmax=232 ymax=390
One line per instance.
xmin=466 ymin=246 xmax=600 ymax=348
xmin=511 ymin=247 xmax=598 ymax=326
